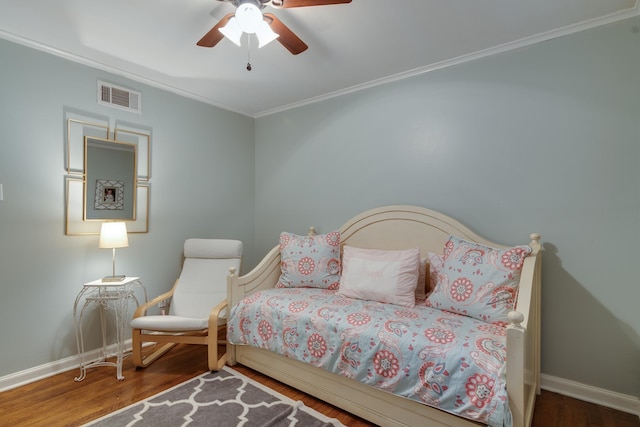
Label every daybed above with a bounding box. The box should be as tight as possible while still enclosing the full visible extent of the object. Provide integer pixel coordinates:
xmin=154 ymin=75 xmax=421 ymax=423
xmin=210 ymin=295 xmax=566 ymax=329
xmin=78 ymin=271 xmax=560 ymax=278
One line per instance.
xmin=226 ymin=205 xmax=541 ymax=427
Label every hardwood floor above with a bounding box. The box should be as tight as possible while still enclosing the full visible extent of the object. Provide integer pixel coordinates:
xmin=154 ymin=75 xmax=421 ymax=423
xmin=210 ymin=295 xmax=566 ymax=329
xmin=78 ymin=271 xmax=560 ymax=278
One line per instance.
xmin=1 ymin=344 xmax=638 ymax=427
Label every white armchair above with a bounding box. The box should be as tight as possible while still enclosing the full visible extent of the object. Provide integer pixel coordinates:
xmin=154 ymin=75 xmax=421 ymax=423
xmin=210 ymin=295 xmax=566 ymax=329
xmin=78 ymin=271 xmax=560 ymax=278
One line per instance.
xmin=131 ymin=239 xmax=242 ymax=371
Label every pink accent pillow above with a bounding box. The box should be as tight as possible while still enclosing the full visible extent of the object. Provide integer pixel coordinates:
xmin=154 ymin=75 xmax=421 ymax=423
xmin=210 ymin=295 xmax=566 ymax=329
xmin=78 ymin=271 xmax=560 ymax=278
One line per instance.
xmin=426 ymin=236 xmax=532 ymax=325
xmin=277 ymin=231 xmax=341 ymax=289
xmin=338 ymin=246 xmax=420 ymax=308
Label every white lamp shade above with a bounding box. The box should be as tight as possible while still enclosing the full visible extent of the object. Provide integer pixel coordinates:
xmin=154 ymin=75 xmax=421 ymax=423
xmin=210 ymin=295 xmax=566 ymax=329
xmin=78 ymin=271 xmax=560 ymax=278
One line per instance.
xmin=235 ymin=2 xmax=262 ymax=33
xmin=219 ymin=17 xmax=243 ymax=46
xmin=256 ymin=20 xmax=279 ymax=48
xmin=99 ymin=222 xmax=129 ymax=249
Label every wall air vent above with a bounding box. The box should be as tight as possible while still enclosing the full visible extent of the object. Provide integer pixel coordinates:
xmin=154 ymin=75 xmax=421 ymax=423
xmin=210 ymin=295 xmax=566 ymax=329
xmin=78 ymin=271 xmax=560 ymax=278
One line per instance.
xmin=97 ymin=80 xmax=141 ymax=114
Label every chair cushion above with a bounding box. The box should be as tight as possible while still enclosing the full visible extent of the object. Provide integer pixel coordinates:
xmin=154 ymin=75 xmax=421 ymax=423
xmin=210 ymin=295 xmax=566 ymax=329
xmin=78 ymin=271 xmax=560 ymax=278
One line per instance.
xmin=133 ymin=238 xmax=241 ymax=333
xmin=130 ymin=314 xmax=218 ymax=332
xmin=171 ymin=285 xmax=228 ymax=319
xmin=184 ymin=239 xmax=243 ymax=259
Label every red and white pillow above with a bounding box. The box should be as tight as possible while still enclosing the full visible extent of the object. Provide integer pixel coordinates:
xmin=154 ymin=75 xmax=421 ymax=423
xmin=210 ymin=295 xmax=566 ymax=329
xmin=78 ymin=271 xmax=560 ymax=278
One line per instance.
xmin=426 ymin=236 xmax=532 ymax=326
xmin=277 ymin=231 xmax=341 ymax=289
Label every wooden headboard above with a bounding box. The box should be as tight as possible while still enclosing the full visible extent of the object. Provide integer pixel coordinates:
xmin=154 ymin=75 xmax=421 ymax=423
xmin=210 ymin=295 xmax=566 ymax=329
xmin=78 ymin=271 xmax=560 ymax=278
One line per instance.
xmin=339 ymin=205 xmax=512 ymax=254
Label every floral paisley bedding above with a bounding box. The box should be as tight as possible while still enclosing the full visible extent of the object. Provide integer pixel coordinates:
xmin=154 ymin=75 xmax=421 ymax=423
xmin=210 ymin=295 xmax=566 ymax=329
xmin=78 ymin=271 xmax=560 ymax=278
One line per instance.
xmin=227 ymin=287 xmax=512 ymax=427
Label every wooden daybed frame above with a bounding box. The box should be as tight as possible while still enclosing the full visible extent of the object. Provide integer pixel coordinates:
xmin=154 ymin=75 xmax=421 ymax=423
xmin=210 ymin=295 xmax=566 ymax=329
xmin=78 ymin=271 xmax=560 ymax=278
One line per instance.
xmin=227 ymin=205 xmax=542 ymax=427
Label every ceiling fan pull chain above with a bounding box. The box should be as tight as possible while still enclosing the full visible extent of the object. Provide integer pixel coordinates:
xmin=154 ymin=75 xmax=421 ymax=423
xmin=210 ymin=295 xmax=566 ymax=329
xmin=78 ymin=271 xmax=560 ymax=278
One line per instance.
xmin=246 ymin=33 xmax=252 ymax=71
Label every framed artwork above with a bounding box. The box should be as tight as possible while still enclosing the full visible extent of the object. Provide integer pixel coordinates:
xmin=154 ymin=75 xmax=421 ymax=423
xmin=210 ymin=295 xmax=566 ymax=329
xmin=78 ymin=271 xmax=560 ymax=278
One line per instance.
xmin=94 ymin=179 xmax=124 ymax=210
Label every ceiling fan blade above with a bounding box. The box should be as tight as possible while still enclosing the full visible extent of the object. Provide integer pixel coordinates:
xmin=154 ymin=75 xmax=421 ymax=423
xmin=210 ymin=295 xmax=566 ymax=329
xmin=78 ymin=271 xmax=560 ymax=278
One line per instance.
xmin=264 ymin=13 xmax=309 ymax=55
xmin=196 ymin=13 xmax=234 ymax=47
xmin=264 ymin=13 xmax=308 ymax=55
xmin=275 ymin=0 xmax=351 ymax=8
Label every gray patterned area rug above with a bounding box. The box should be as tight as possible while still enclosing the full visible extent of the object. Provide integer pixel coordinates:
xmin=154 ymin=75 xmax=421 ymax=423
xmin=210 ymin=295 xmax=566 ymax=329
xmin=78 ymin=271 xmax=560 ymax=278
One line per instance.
xmin=83 ymin=366 xmax=345 ymax=427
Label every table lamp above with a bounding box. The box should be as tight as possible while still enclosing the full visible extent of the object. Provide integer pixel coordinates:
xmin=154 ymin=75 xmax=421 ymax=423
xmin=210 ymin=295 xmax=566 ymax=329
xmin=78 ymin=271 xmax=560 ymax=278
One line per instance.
xmin=99 ymin=222 xmax=128 ymax=282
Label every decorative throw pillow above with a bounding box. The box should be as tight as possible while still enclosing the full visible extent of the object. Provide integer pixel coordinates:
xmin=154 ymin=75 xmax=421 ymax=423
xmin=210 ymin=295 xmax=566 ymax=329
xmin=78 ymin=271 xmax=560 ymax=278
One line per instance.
xmin=426 ymin=236 xmax=532 ymax=325
xmin=338 ymin=246 xmax=420 ymax=308
xmin=276 ymin=230 xmax=341 ymax=289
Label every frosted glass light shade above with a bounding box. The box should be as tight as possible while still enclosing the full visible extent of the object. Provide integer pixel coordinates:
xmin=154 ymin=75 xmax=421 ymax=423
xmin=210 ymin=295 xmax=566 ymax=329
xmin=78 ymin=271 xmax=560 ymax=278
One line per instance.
xmin=256 ymin=20 xmax=279 ymax=48
xmin=219 ymin=17 xmax=243 ymax=46
xmin=236 ymin=2 xmax=262 ymax=33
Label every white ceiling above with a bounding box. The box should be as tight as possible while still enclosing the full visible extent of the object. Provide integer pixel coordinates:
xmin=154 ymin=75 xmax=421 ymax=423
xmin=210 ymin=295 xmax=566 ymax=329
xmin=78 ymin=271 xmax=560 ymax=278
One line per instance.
xmin=0 ymin=0 xmax=638 ymax=117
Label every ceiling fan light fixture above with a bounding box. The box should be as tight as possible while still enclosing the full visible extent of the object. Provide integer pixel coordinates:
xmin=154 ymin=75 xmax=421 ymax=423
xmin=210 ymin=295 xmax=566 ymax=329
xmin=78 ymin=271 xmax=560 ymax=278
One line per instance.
xmin=219 ymin=17 xmax=243 ymax=46
xmin=219 ymin=1 xmax=278 ymax=49
xmin=199 ymin=0 xmax=350 ymax=55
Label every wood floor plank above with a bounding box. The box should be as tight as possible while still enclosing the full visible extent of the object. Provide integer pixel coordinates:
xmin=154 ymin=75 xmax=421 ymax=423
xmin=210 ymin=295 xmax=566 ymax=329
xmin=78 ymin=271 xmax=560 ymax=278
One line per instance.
xmin=1 ymin=344 xmax=638 ymax=427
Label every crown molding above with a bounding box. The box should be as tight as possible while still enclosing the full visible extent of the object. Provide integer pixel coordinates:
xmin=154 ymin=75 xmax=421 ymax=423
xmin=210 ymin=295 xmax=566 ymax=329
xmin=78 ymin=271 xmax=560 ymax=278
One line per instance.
xmin=1 ymin=3 xmax=639 ymax=120
xmin=255 ymin=4 xmax=640 ymax=118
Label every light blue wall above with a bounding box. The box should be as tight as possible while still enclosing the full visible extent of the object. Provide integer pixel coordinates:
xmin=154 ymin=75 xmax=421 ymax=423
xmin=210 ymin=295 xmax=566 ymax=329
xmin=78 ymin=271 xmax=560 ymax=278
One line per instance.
xmin=0 ymin=38 xmax=255 ymax=376
xmin=1 ymin=16 xmax=638 ymax=401
xmin=255 ymin=17 xmax=640 ymax=397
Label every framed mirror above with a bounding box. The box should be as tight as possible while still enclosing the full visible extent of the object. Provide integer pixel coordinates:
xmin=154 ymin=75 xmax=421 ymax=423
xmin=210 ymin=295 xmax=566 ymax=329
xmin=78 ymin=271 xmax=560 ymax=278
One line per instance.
xmin=84 ymin=137 xmax=137 ymax=221
xmin=64 ymin=116 xmax=151 ymax=235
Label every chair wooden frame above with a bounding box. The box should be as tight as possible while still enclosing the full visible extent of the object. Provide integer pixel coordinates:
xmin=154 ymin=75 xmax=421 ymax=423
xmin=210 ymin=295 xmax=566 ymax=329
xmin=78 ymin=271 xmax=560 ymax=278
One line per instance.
xmin=131 ymin=280 xmax=228 ymax=371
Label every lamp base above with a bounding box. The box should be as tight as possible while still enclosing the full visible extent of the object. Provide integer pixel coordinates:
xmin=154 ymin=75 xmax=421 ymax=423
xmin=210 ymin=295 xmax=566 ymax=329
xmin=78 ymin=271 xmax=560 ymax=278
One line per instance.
xmin=101 ymin=275 xmax=126 ymax=283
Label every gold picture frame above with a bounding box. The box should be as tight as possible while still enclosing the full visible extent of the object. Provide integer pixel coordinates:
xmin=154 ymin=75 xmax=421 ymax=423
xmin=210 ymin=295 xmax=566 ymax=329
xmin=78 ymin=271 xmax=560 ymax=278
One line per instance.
xmin=114 ymin=127 xmax=151 ymax=181
xmin=66 ymin=118 xmax=110 ymax=174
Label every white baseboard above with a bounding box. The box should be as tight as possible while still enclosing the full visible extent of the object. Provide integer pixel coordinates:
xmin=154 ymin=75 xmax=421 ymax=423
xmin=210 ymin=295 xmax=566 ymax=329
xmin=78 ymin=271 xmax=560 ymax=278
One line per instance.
xmin=541 ymin=374 xmax=640 ymax=418
xmin=1 ymin=357 xmax=638 ymax=419
xmin=0 ymin=339 xmax=133 ymax=393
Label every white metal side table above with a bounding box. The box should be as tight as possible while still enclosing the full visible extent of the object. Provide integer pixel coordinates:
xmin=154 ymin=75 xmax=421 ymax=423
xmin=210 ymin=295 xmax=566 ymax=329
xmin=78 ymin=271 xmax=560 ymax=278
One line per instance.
xmin=73 ymin=276 xmax=146 ymax=381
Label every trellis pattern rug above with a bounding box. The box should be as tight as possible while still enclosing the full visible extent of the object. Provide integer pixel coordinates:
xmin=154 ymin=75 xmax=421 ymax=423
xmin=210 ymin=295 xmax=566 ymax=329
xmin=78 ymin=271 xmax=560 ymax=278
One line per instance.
xmin=83 ymin=366 xmax=345 ymax=427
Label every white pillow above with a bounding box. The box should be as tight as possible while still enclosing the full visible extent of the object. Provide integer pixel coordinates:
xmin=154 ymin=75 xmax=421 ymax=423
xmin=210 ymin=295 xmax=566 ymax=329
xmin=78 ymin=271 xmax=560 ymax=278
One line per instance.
xmin=338 ymin=246 xmax=420 ymax=308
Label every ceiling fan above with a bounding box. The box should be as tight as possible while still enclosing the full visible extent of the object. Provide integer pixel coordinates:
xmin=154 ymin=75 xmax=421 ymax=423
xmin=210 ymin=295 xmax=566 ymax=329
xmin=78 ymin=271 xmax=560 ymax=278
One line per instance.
xmin=197 ymin=0 xmax=352 ymax=55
